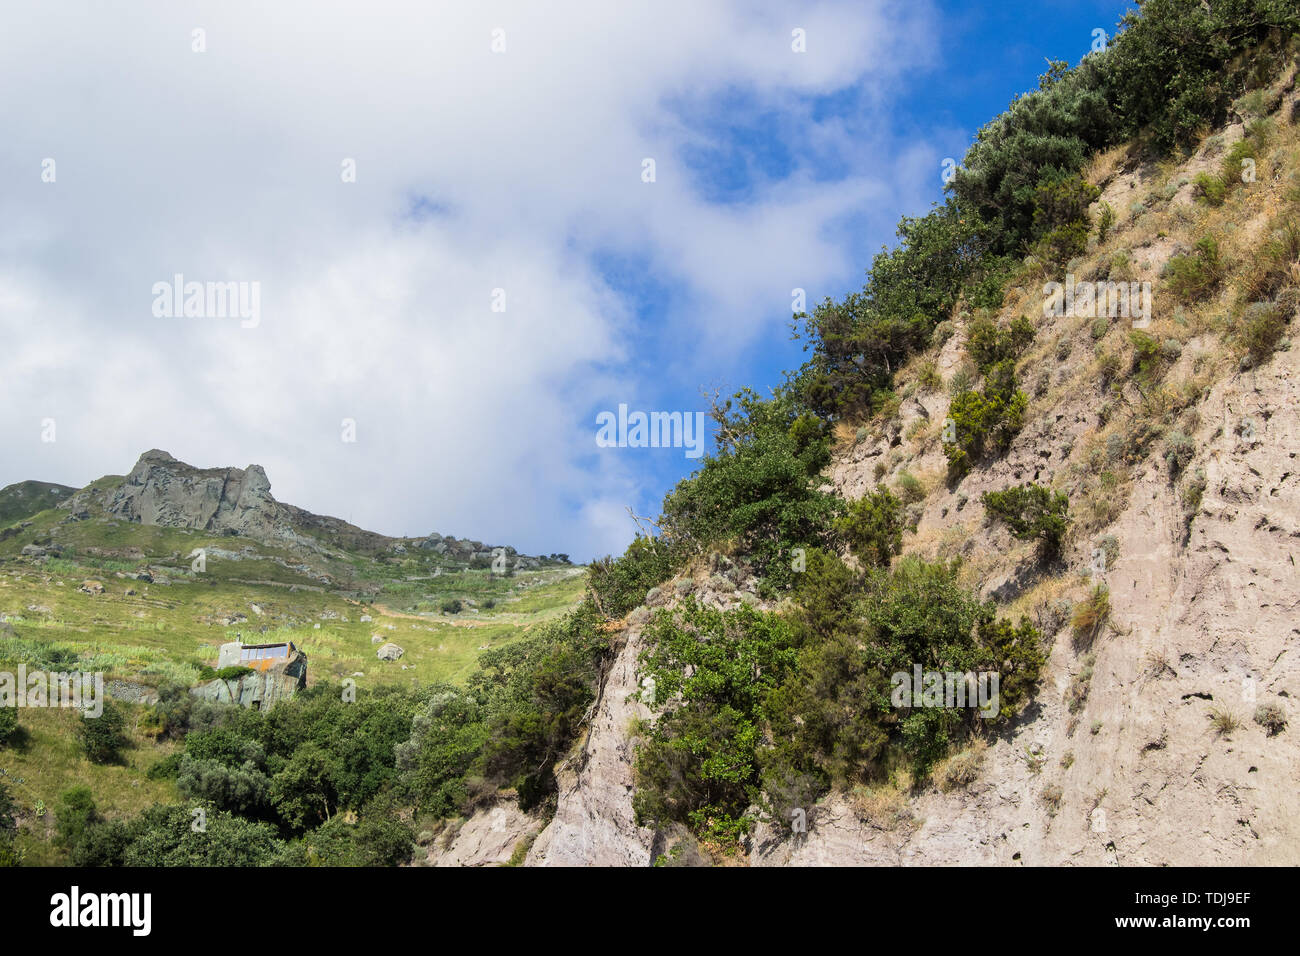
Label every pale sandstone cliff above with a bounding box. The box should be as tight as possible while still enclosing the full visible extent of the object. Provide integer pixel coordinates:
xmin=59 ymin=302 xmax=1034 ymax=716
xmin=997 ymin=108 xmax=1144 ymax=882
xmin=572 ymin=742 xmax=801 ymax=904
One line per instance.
xmin=510 ymin=89 xmax=1300 ymax=868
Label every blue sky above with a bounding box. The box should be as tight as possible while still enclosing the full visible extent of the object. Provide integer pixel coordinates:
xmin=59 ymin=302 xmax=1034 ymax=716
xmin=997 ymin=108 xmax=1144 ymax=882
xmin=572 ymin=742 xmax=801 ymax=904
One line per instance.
xmin=0 ymin=1 xmax=1135 ymax=562
xmin=595 ymin=0 xmax=1137 ymax=554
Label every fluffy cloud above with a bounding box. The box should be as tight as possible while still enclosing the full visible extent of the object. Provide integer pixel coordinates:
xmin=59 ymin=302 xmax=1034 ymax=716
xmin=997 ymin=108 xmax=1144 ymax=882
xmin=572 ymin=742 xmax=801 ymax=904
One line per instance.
xmin=0 ymin=0 xmax=939 ymax=559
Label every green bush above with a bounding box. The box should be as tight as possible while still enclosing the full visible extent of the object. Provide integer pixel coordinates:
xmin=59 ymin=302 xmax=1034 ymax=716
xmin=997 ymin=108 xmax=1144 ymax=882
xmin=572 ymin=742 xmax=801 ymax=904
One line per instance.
xmin=397 ymin=687 xmax=487 ymax=817
xmin=1032 ymin=173 xmax=1101 ymax=263
xmin=791 ymin=204 xmax=992 ymax=420
xmin=1221 ymin=136 xmax=1260 ymax=188
xmin=953 ymin=58 xmax=1111 ymax=253
xmin=74 ymin=804 xmax=294 ymax=867
xmin=1096 ymin=201 xmax=1116 ymax=242
xmin=1166 ymin=235 xmax=1225 ymax=302
xmin=54 ymin=786 xmax=100 ymax=856
xmin=981 ymin=483 xmax=1071 ymax=559
xmin=302 ymin=806 xmax=414 ymax=867
xmin=471 ymin=602 xmax=611 ymax=809
xmin=177 ymin=755 xmax=271 ymax=815
xmin=146 ymin=751 xmax=183 ymax=780
xmin=634 ymin=601 xmax=798 ymax=843
xmin=587 ymin=535 xmax=678 ymax=619
xmin=944 ymin=363 xmax=1029 ymax=478
xmin=1193 ymin=171 xmax=1228 ymax=205
xmin=195 ymin=663 xmax=253 ymax=682
xmin=1129 ymin=329 xmax=1166 ymax=381
xmin=951 ymin=1 xmax=1299 ymax=257
xmin=942 ymin=315 xmax=1035 ymax=478
xmin=439 ymin=598 xmax=463 ymax=614
xmin=0 ymin=707 xmax=18 ymax=746
xmin=1241 ymin=302 xmax=1287 ymax=364
xmin=77 ymin=701 xmax=129 ymax=764
xmin=862 ymin=558 xmax=1043 ymax=767
xmin=659 ymin=389 xmax=839 ymax=594
xmin=834 ymin=488 xmax=903 ymax=568
xmin=634 ymin=554 xmax=1047 ymax=843
xmin=145 ymin=681 xmax=194 ymax=740
xmin=964 ymin=314 xmax=1035 ymax=373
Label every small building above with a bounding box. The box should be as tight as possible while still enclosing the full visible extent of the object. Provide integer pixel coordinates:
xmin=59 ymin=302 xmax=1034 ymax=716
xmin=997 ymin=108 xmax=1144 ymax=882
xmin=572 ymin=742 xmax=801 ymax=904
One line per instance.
xmin=199 ymin=640 xmax=308 ymax=709
xmin=218 ymin=640 xmax=298 ymax=672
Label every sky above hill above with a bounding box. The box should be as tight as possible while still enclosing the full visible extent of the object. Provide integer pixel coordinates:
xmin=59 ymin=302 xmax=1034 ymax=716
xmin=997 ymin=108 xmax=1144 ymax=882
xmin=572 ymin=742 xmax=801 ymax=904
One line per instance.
xmin=0 ymin=0 xmax=1132 ymax=561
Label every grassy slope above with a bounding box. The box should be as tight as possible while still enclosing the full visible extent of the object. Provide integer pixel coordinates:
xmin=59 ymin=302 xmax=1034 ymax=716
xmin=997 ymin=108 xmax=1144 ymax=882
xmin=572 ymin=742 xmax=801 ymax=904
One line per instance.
xmin=0 ymin=499 xmax=587 ymax=862
xmin=2 ymin=705 xmax=180 ymax=866
xmin=0 ymin=481 xmax=76 ymax=525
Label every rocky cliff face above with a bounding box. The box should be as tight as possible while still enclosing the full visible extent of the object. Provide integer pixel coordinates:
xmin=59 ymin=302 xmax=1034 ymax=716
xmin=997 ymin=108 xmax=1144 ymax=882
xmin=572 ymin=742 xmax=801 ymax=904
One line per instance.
xmin=423 ymin=798 xmax=542 ymax=867
xmin=54 ymin=449 xmax=533 ymax=564
xmin=524 ymin=558 xmax=770 ymax=867
xmin=746 ymin=335 xmax=1298 ymax=867
xmin=514 ymin=90 xmax=1300 ymax=866
xmin=105 ymin=449 xmax=284 ymax=538
xmin=526 ymin=622 xmax=657 ymax=866
xmin=519 ymin=331 xmax=1298 ymax=869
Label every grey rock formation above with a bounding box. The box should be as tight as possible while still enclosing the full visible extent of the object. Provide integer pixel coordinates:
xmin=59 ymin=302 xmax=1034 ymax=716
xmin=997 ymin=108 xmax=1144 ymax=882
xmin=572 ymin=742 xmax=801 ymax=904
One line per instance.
xmin=106 ymin=449 xmax=282 ymax=538
xmin=52 ymin=450 xmax=545 ymax=571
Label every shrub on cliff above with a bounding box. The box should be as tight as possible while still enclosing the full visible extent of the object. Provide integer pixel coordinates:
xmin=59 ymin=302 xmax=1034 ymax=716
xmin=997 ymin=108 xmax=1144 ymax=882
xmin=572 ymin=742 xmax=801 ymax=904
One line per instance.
xmin=982 ymin=483 xmax=1071 ymax=559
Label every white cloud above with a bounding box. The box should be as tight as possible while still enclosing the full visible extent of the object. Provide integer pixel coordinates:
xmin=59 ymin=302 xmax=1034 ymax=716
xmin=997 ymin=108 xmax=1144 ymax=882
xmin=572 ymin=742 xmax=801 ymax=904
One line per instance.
xmin=0 ymin=0 xmax=938 ymax=560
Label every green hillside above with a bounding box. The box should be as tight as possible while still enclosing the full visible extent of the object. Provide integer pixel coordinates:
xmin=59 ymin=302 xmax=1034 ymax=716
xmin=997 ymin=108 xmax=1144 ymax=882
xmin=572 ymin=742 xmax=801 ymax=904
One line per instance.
xmin=0 ymin=481 xmax=76 ymax=525
xmin=0 ymin=461 xmax=586 ymax=866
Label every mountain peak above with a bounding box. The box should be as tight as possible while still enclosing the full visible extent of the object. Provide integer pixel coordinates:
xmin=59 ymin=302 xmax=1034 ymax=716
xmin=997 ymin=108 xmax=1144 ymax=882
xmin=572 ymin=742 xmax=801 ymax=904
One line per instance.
xmin=114 ymin=450 xmax=282 ymax=538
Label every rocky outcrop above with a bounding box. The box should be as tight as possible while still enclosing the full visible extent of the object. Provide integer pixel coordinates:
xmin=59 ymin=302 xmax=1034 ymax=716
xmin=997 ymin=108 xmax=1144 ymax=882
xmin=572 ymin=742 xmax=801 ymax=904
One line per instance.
xmin=49 ymin=450 xmax=545 ymax=568
xmin=527 ymin=622 xmax=657 ymax=866
xmin=105 ymin=449 xmax=283 ymax=538
xmin=424 ymin=798 xmax=542 ymax=867
xmin=764 ymin=307 xmax=1299 ymax=861
xmin=526 ymin=557 xmax=766 ymax=867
